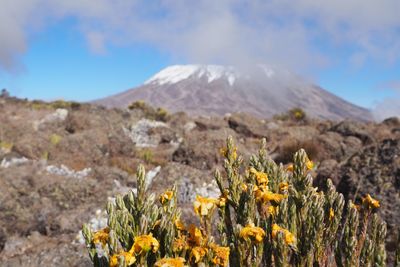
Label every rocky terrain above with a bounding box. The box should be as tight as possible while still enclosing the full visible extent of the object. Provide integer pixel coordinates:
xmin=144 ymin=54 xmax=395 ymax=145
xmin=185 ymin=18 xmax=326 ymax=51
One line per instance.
xmin=0 ymin=95 xmax=398 ymax=266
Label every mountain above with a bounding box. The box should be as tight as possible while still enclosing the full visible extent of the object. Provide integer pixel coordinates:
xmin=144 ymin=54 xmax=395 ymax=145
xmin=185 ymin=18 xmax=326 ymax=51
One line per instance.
xmin=95 ymin=64 xmax=372 ymax=121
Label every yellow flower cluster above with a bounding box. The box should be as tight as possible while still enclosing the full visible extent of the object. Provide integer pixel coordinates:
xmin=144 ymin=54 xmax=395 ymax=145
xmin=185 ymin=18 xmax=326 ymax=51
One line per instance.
xmin=248 ymin=167 xmax=287 ymax=207
xmin=159 ymin=190 xmax=174 ymax=205
xmin=240 ymin=223 xmax=266 ymax=243
xmin=172 ymin=236 xmax=189 ymax=253
xmin=211 ymin=244 xmax=230 ymax=267
xmin=279 ymin=182 xmax=289 ymax=193
xmin=217 ymin=195 xmax=227 ymax=208
xmin=190 ymin=246 xmax=208 ymax=263
xmin=193 ymin=195 xmax=217 ymax=217
xmin=187 ymin=224 xmax=206 ymax=246
xmin=271 ymin=224 xmax=296 ymax=246
xmin=133 ymin=234 xmax=160 ymax=255
xmin=109 ymin=234 xmax=159 ymax=267
xmin=220 ymin=146 xmax=238 ymax=161
xmin=362 ymin=194 xmax=380 ymax=209
xmin=267 ymin=205 xmax=278 ymax=217
xmin=254 ymin=185 xmax=287 ymax=204
xmin=306 ymin=159 xmax=314 ymax=170
xmin=249 ymin=167 xmax=269 ymax=185
xmin=175 ymin=219 xmax=186 ymax=232
xmin=171 ymin=222 xmax=229 ymax=266
xmin=286 ymin=158 xmax=313 ymax=172
xmin=92 ymin=227 xmax=109 ymax=246
xmin=154 ymin=257 xmax=186 ymax=267
xmin=109 ymin=250 xmax=136 ymax=267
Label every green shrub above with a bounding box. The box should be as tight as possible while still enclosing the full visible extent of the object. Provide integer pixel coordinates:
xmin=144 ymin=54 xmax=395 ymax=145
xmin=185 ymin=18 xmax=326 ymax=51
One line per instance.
xmin=83 ymin=137 xmax=397 ymax=266
xmin=29 ymin=99 xmax=81 ymax=110
xmin=50 ymin=134 xmax=62 ymax=146
xmin=0 ymin=140 xmax=13 ymax=152
xmin=128 ymin=101 xmax=169 ymax=122
xmin=289 ymin=107 xmax=306 ymax=121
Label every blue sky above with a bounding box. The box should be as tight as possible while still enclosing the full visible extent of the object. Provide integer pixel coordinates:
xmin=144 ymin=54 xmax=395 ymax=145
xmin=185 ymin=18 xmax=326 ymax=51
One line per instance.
xmin=1 ymin=18 xmax=170 ymax=102
xmin=1 ymin=1 xmax=399 ymax=118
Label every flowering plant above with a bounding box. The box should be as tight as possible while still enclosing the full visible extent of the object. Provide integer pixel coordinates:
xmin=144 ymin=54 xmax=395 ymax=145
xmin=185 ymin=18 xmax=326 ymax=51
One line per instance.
xmin=83 ymin=137 xmax=398 ymax=266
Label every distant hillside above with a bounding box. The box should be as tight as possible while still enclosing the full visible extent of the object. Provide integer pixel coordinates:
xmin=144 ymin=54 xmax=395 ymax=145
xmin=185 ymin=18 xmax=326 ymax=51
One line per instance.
xmin=95 ymin=64 xmax=372 ymax=121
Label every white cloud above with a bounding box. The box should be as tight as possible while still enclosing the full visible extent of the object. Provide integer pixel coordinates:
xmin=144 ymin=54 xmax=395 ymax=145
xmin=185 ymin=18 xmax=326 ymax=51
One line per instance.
xmin=86 ymin=31 xmax=107 ymax=55
xmin=373 ymin=80 xmax=400 ymax=120
xmin=373 ymin=98 xmax=400 ymax=121
xmin=1 ymin=0 xmax=400 ymax=74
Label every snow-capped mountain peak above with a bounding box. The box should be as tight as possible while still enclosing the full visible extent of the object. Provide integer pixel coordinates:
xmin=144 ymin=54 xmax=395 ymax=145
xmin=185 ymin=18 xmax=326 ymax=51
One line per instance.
xmin=96 ymin=64 xmax=372 ymax=121
xmin=145 ymin=64 xmax=239 ymax=86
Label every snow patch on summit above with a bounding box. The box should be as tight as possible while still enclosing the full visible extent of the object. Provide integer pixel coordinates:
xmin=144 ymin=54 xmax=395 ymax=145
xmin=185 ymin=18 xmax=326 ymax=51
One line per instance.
xmin=145 ymin=65 xmax=238 ymax=86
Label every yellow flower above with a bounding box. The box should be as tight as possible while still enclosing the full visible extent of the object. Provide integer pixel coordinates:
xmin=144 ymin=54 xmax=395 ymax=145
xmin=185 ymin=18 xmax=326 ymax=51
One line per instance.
xmin=350 ymin=202 xmax=361 ymax=211
xmin=240 ymin=223 xmax=265 ymax=243
xmin=133 ymin=234 xmax=159 ymax=255
xmin=217 ymin=195 xmax=227 ymax=208
xmin=267 ymin=205 xmax=278 ymax=217
xmin=109 ymin=255 xmax=118 ymax=267
xmin=159 ymin=190 xmax=174 ymax=205
xmin=175 ymin=219 xmax=186 ymax=232
xmin=271 ymin=224 xmax=296 ymax=246
xmin=188 ymin=224 xmax=205 ymax=246
xmin=306 ymin=160 xmax=314 ymax=170
xmin=220 ymin=147 xmax=237 ymax=160
xmin=92 ymin=227 xmax=109 ymax=246
xmin=250 ymin=167 xmax=269 ymax=185
xmin=172 ymin=237 xmax=189 ymax=253
xmin=193 ymin=195 xmax=217 ymax=217
xmin=286 ymin=164 xmax=294 ymax=172
xmin=232 ymin=149 xmax=238 ymax=160
xmin=211 ymin=245 xmax=230 ymax=267
xmin=241 ymin=183 xmax=248 ymax=192
xmin=362 ymin=194 xmax=380 ymax=209
xmin=253 ymin=184 xmax=268 ymax=198
xmin=256 ymin=189 xmax=287 ymax=204
xmin=109 ymin=251 xmax=136 ymax=267
xmin=279 ymin=182 xmax=289 ymax=193
xmin=329 ymin=208 xmax=334 ymax=221
xmin=154 ymin=257 xmax=186 ymax=267
xmin=190 ymin=246 xmax=208 ymax=263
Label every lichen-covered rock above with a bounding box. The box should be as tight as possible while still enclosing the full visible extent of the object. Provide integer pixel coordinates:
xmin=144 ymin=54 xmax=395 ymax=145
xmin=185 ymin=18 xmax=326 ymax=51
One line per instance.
xmin=330 ymin=120 xmax=374 ymax=144
xmin=338 ymin=138 xmax=400 ymax=253
xmin=227 ymin=113 xmax=267 ymax=138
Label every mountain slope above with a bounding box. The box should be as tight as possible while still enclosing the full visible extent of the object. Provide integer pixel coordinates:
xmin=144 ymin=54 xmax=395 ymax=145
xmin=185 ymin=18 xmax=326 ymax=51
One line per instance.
xmin=95 ymin=64 xmax=372 ymax=121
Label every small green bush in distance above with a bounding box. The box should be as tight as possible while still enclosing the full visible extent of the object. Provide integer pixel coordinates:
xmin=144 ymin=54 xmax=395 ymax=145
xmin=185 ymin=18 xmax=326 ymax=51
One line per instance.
xmin=128 ymin=100 xmax=148 ymax=111
xmin=128 ymin=100 xmax=169 ymax=122
xmin=83 ymin=137 xmax=398 ymax=266
xmin=273 ymin=107 xmax=306 ymax=122
xmin=29 ymin=99 xmax=81 ymax=110
xmin=50 ymin=133 xmax=62 ymax=146
xmin=0 ymin=140 xmax=13 ymax=152
xmin=289 ymin=107 xmax=306 ymax=121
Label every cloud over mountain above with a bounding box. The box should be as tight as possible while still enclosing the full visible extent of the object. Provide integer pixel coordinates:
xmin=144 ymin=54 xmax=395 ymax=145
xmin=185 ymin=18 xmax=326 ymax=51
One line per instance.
xmin=1 ymin=0 xmax=400 ymax=73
